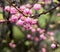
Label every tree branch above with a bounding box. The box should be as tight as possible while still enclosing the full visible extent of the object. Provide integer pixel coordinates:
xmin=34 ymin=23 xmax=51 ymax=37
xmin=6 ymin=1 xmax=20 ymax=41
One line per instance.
xmin=31 ymin=3 xmax=60 ymax=18
xmin=5 ymin=0 xmax=60 ymax=18
xmin=6 ymin=0 xmax=28 ymax=17
xmin=0 ymin=1 xmax=60 ymax=23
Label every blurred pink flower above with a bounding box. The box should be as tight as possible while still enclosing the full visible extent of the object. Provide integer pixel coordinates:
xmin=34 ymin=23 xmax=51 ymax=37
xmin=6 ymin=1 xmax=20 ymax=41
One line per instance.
xmin=49 ymin=36 xmax=54 ymax=42
xmin=26 ymin=4 xmax=32 ymax=8
xmin=42 ymin=48 xmax=46 ymax=52
xmin=34 ymin=37 xmax=39 ymax=42
xmin=25 ymin=17 xmax=32 ymax=23
xmin=20 ymin=5 xmax=26 ymax=11
xmin=16 ymin=20 xmax=24 ymax=26
xmin=24 ymin=24 xmax=31 ymax=29
xmin=32 ymin=19 xmax=37 ymax=25
xmin=9 ymin=43 xmax=16 ymax=48
xmin=33 ymin=4 xmax=41 ymax=11
xmin=47 ymin=32 xmax=54 ymax=36
xmin=23 ymin=8 xmax=32 ymax=15
xmin=31 ymin=28 xmax=36 ymax=33
xmin=5 ymin=6 xmax=10 ymax=12
xmin=40 ymin=29 xmax=45 ymax=34
xmin=27 ymin=34 xmax=31 ymax=39
xmin=36 ymin=28 xmax=41 ymax=32
xmin=10 ymin=7 xmax=17 ymax=14
xmin=51 ymin=43 xmax=56 ymax=49
xmin=40 ymin=34 xmax=46 ymax=40
xmin=9 ymin=15 xmax=18 ymax=23
xmin=57 ymin=13 xmax=60 ymax=17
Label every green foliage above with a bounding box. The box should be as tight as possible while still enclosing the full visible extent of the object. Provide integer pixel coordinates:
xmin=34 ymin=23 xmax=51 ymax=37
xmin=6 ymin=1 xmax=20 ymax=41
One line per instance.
xmin=12 ymin=25 xmax=25 ymax=41
xmin=29 ymin=0 xmax=33 ymax=3
xmin=25 ymin=41 xmax=30 ymax=46
xmin=54 ymin=30 xmax=60 ymax=44
xmin=54 ymin=48 xmax=60 ymax=52
xmin=37 ymin=8 xmax=44 ymax=14
xmin=38 ymin=14 xmax=49 ymax=28
xmin=51 ymin=11 xmax=60 ymax=23
xmin=0 ymin=13 xmax=4 ymax=20
xmin=2 ymin=47 xmax=11 ymax=52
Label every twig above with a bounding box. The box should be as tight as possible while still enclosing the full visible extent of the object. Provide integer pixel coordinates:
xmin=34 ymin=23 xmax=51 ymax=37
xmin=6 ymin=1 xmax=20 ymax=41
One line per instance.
xmin=0 ymin=1 xmax=60 ymax=23
xmin=31 ymin=3 xmax=60 ymax=18
xmin=6 ymin=0 xmax=28 ymax=17
xmin=0 ymin=20 xmax=9 ymax=23
xmin=5 ymin=0 xmax=60 ymax=18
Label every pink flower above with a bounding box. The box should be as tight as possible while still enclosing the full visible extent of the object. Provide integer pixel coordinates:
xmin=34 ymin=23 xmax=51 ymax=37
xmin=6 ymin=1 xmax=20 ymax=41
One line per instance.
xmin=10 ymin=7 xmax=17 ymax=14
xmin=47 ymin=32 xmax=54 ymax=36
xmin=9 ymin=15 xmax=18 ymax=23
xmin=36 ymin=28 xmax=41 ymax=32
xmin=42 ymin=48 xmax=46 ymax=52
xmin=51 ymin=43 xmax=56 ymax=49
xmin=4 ymin=6 xmax=10 ymax=12
xmin=49 ymin=36 xmax=54 ymax=42
xmin=29 ymin=26 xmax=33 ymax=30
xmin=23 ymin=8 xmax=32 ymax=15
xmin=27 ymin=34 xmax=31 ymax=39
xmin=25 ymin=17 xmax=32 ymax=23
xmin=34 ymin=37 xmax=39 ymax=42
xmin=26 ymin=4 xmax=31 ymax=8
xmin=33 ymin=4 xmax=41 ymax=11
xmin=31 ymin=28 xmax=36 ymax=33
xmin=24 ymin=24 xmax=31 ymax=29
xmin=16 ymin=20 xmax=24 ymax=26
xmin=20 ymin=16 xmax=25 ymax=21
xmin=16 ymin=13 xmax=23 ymax=18
xmin=57 ymin=13 xmax=60 ymax=17
xmin=40 ymin=34 xmax=46 ymax=40
xmin=12 ymin=44 xmax=16 ymax=48
xmin=0 ymin=20 xmax=5 ymax=23
xmin=32 ymin=19 xmax=37 ymax=25
xmin=20 ymin=5 xmax=26 ymax=11
xmin=9 ymin=43 xmax=16 ymax=48
xmin=39 ymin=29 xmax=45 ymax=34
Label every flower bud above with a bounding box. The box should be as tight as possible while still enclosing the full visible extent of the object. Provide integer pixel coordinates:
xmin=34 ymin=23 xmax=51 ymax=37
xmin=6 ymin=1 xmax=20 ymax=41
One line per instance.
xmin=51 ymin=43 xmax=56 ymax=49
xmin=33 ymin=4 xmax=41 ymax=11
xmin=5 ymin=6 xmax=10 ymax=12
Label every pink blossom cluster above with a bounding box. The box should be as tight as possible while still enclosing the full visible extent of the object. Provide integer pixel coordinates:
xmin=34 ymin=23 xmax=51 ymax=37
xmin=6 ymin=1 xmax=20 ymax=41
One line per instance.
xmin=4 ymin=3 xmax=57 ymax=51
xmin=4 ymin=4 xmax=45 ymax=42
xmin=9 ymin=43 xmax=16 ymax=48
xmin=5 ymin=3 xmax=41 ymax=15
xmin=5 ymin=6 xmax=17 ymax=14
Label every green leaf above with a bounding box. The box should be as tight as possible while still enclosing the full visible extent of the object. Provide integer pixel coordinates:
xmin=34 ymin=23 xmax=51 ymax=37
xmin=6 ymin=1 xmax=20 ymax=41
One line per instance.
xmin=29 ymin=0 xmax=33 ymax=3
xmin=37 ymin=8 xmax=44 ymax=14
xmin=12 ymin=25 xmax=25 ymax=41
xmin=0 ymin=13 xmax=4 ymax=20
xmin=54 ymin=30 xmax=60 ymax=44
xmin=25 ymin=41 xmax=30 ymax=46
xmin=51 ymin=11 xmax=59 ymax=23
xmin=38 ymin=14 xmax=49 ymax=28
xmin=2 ymin=47 xmax=11 ymax=52
xmin=54 ymin=48 xmax=60 ymax=52
xmin=32 ymin=8 xmax=35 ymax=14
